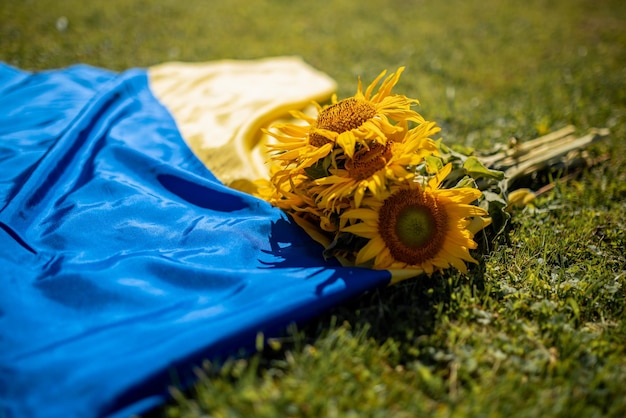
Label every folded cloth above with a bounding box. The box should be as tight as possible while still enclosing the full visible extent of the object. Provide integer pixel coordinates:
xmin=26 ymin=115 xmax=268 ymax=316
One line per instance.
xmin=149 ymin=57 xmax=337 ymax=188
xmin=0 ymin=59 xmax=390 ymax=418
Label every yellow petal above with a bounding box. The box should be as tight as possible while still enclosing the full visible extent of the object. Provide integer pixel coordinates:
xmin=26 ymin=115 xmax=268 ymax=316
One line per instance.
xmin=364 ymin=70 xmax=387 ymax=100
xmin=341 ymin=208 xmax=378 ymax=220
xmin=336 ymin=131 xmax=356 ymax=159
xmin=428 ymin=163 xmax=453 ymax=189
xmin=467 ymin=216 xmax=492 ymax=235
xmin=355 ymin=239 xmax=382 ymax=264
xmin=506 ymin=188 xmax=536 ymax=211
xmin=354 ymin=185 xmax=366 ymax=208
xmin=342 ymin=222 xmax=377 ymax=238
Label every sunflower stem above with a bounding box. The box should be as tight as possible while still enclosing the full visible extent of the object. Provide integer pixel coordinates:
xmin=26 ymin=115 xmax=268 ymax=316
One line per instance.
xmin=479 ymin=127 xmax=610 ymax=191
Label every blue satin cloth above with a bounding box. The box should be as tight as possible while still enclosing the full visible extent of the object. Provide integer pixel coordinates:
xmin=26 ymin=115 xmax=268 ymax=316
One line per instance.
xmin=0 ymin=64 xmax=391 ymax=418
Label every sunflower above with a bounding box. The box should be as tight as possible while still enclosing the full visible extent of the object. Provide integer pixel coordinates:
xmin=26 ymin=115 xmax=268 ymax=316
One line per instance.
xmin=255 ymin=166 xmax=321 ymax=217
xmin=340 ymin=164 xmax=491 ymax=274
xmin=314 ymin=120 xmax=441 ymax=209
xmin=264 ymin=66 xmax=425 ymax=175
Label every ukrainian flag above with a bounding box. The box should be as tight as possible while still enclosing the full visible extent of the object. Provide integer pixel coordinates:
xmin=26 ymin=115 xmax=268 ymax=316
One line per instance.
xmin=0 ymin=58 xmax=391 ymax=417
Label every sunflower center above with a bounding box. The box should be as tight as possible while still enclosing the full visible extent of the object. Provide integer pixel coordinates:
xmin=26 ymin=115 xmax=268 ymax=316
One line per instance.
xmin=309 ymin=98 xmax=377 ymax=147
xmin=395 ymin=207 xmax=435 ymax=247
xmin=378 ymin=188 xmax=448 ymax=265
xmin=345 ymin=141 xmax=393 ymax=181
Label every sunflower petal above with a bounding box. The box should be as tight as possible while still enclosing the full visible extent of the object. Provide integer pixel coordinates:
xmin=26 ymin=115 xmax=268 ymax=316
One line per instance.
xmin=336 ymin=131 xmax=357 ymax=159
xmin=364 ymin=70 xmax=387 ymax=100
xmin=342 ymin=222 xmax=378 ymax=238
xmin=428 ymin=163 xmax=453 ymax=189
xmin=341 ymin=208 xmax=379 ymax=221
xmin=355 ymin=239 xmax=382 ymax=265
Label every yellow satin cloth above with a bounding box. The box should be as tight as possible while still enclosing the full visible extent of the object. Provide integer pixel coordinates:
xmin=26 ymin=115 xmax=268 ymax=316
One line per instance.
xmin=149 ymin=57 xmax=336 ymax=191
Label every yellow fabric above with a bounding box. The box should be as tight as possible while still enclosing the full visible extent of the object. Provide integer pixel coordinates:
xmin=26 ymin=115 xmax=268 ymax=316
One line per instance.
xmin=148 ymin=57 xmax=336 ymax=190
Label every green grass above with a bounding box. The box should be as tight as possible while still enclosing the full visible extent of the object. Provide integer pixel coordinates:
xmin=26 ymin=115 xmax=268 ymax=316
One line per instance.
xmin=3 ymin=0 xmax=625 ymax=416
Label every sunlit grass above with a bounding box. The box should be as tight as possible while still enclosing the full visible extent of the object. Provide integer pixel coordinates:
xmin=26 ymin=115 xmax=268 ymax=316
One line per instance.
xmin=2 ymin=0 xmax=625 ymax=416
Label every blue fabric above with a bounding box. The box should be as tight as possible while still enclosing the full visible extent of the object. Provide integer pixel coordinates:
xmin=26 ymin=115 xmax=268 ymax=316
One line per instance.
xmin=0 ymin=64 xmax=391 ymax=418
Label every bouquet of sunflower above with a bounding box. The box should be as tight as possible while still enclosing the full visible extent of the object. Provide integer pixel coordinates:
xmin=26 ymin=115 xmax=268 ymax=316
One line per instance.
xmin=254 ymin=67 xmax=508 ymax=279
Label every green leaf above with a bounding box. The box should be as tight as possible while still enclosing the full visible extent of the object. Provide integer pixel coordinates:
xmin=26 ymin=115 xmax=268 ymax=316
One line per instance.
xmin=480 ymin=190 xmax=510 ymax=238
xmin=450 ymin=143 xmax=475 ymax=156
xmin=435 ymin=138 xmax=450 ymax=154
xmin=424 ymin=155 xmax=444 ymax=174
xmin=304 ymin=156 xmax=332 ymax=179
xmin=454 ymin=176 xmax=476 ymax=189
xmin=463 ymin=156 xmax=505 ymax=181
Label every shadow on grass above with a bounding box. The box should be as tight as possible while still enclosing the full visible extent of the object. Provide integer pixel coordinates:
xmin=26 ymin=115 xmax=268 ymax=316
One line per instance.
xmin=144 ymin=265 xmax=490 ymax=418
xmin=144 ymin=216 xmax=497 ymax=417
xmin=300 ymin=257 xmax=488 ymax=359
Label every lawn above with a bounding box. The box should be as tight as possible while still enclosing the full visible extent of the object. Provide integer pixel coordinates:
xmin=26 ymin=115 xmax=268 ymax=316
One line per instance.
xmin=2 ymin=0 xmax=625 ymax=416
